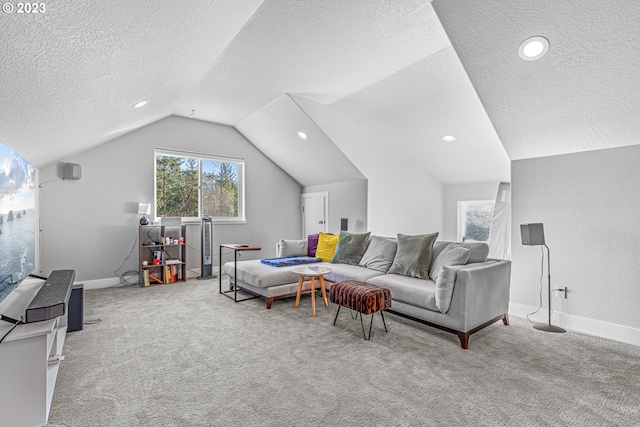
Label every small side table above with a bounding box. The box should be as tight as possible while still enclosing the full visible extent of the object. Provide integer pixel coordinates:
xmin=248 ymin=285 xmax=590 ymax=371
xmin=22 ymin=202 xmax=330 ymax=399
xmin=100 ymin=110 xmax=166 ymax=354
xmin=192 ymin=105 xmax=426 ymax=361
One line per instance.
xmin=292 ymin=266 xmax=332 ymax=317
xmin=219 ymin=244 xmax=261 ymax=303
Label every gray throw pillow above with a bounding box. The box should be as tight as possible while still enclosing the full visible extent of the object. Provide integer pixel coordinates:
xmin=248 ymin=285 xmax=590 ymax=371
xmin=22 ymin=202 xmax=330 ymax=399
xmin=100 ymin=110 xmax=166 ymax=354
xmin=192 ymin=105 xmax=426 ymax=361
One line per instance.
xmin=277 ymin=239 xmax=307 ymax=257
xmin=435 ymin=266 xmax=457 ymax=314
xmin=387 ymin=232 xmax=439 ymax=279
xmin=359 ymin=236 xmax=397 ymax=273
xmin=331 ymin=231 xmax=371 ymax=266
xmin=459 ymin=241 xmax=490 ymax=263
xmin=429 ymin=244 xmax=471 ymax=280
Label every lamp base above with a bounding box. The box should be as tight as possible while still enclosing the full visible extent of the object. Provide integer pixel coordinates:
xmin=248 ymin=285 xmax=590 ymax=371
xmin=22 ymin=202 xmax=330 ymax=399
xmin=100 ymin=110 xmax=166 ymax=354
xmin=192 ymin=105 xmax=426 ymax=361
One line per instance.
xmin=139 ymin=216 xmax=149 ymax=225
xmin=533 ymin=323 xmax=566 ymax=333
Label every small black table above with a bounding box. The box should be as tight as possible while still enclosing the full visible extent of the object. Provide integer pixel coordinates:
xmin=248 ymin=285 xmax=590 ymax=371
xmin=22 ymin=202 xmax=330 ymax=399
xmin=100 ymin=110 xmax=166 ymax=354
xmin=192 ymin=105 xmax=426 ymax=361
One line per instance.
xmin=218 ymin=244 xmax=261 ymax=303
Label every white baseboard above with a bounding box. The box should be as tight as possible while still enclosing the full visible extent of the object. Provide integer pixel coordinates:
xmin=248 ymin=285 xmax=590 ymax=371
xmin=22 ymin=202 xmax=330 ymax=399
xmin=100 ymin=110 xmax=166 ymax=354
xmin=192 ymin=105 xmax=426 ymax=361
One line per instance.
xmin=509 ymin=302 xmax=640 ymax=347
xmin=80 ymin=267 xmax=212 ymax=290
xmin=81 ymin=277 xmax=124 ymax=290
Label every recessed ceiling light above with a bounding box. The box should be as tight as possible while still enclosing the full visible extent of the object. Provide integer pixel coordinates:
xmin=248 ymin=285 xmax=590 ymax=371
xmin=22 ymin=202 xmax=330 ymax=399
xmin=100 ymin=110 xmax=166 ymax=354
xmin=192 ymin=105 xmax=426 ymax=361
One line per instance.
xmin=132 ymin=99 xmax=148 ymax=109
xmin=442 ymin=134 xmax=456 ymax=142
xmin=518 ymin=36 xmax=549 ymax=61
xmin=297 ymin=130 xmax=308 ymax=140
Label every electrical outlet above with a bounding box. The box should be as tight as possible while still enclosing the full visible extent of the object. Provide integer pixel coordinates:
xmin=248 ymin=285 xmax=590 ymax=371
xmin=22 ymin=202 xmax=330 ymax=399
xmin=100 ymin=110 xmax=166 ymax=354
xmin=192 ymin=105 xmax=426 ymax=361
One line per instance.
xmin=554 ymin=286 xmax=568 ymax=299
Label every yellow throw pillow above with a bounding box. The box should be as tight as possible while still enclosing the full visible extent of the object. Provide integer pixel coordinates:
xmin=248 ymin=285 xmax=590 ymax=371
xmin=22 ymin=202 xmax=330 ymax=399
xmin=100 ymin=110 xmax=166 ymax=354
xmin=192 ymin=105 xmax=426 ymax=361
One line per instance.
xmin=315 ymin=232 xmax=339 ymax=262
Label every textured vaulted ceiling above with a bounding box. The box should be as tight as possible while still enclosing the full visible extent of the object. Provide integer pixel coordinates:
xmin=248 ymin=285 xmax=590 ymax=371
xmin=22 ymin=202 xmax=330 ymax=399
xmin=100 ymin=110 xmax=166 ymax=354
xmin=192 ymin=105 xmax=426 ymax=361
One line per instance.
xmin=432 ymin=0 xmax=640 ymax=160
xmin=236 ymin=95 xmax=365 ymax=186
xmin=180 ymin=0 xmax=449 ymax=124
xmin=4 ymin=0 xmax=586 ymax=187
xmin=0 ymin=0 xmax=264 ymax=167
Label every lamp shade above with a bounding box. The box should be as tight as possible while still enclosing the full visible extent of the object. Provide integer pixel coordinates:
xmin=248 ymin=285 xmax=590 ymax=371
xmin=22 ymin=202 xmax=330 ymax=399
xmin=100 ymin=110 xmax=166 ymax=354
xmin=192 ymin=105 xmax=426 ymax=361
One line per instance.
xmin=137 ymin=203 xmax=151 ymax=215
xmin=520 ymin=223 xmax=545 ymax=246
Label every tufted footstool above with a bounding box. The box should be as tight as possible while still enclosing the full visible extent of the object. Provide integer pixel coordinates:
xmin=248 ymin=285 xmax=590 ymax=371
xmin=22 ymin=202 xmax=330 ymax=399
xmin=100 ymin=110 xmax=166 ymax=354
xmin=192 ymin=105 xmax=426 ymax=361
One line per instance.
xmin=330 ymin=280 xmax=391 ymax=340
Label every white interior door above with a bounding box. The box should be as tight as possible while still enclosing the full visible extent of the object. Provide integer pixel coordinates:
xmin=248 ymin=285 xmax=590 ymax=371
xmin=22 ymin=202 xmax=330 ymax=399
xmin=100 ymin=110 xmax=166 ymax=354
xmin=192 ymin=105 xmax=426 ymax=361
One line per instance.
xmin=302 ymin=192 xmax=328 ymax=237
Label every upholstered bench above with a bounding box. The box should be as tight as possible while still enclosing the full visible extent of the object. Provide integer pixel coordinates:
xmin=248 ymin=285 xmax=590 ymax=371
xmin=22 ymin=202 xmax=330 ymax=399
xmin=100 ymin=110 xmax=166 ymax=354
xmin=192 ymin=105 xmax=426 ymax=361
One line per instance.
xmin=330 ymin=280 xmax=391 ymax=340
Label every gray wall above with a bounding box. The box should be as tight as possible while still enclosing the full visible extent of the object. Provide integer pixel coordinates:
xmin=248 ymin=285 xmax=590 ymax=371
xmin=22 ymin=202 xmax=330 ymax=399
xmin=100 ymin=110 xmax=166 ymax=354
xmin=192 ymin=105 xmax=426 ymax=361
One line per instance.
xmin=38 ymin=116 xmax=301 ymax=283
xmin=292 ymin=96 xmax=445 ymax=237
xmin=303 ymin=179 xmax=368 ymax=235
xmin=511 ymin=145 xmax=640 ymax=335
xmin=366 ymin=172 xmax=443 ymax=237
xmin=443 ymin=182 xmax=500 ymax=241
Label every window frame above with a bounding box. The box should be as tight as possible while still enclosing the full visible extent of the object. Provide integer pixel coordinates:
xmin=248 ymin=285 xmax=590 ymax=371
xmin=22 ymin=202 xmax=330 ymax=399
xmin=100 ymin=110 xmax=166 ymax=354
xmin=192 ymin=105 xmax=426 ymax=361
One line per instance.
xmin=154 ymin=148 xmax=245 ymax=224
xmin=456 ymin=199 xmax=495 ymax=242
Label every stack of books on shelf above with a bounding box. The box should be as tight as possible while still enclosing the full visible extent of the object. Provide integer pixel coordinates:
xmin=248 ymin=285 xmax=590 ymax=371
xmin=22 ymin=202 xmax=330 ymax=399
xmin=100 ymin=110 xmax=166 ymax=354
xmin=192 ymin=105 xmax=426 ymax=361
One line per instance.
xmin=140 ymin=248 xmax=183 ymax=286
xmin=165 ymin=259 xmax=181 ymax=283
xmin=142 ymin=269 xmax=164 ymax=287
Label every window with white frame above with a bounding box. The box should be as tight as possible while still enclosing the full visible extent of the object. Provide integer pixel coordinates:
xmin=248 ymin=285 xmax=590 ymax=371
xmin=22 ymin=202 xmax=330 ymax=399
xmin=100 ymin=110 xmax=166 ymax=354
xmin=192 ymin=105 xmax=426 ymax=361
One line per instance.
xmin=457 ymin=200 xmax=495 ymax=242
xmin=154 ymin=149 xmax=245 ymax=222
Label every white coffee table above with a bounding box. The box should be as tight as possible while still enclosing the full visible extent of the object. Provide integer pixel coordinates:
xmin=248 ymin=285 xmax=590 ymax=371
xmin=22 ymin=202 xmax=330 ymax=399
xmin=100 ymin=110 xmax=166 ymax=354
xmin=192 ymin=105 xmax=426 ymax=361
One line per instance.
xmin=292 ymin=265 xmax=332 ymax=316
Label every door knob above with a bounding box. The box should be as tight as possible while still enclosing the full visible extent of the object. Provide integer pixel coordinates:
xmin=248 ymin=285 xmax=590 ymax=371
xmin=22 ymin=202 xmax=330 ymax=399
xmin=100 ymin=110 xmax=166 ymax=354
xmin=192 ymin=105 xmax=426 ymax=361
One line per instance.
xmin=318 ymin=220 xmax=324 ymax=224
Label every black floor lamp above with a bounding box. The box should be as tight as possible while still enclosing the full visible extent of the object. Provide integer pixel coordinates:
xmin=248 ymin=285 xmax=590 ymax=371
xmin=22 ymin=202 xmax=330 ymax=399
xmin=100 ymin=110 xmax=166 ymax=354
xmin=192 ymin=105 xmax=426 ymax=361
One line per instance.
xmin=520 ymin=223 xmax=566 ymax=333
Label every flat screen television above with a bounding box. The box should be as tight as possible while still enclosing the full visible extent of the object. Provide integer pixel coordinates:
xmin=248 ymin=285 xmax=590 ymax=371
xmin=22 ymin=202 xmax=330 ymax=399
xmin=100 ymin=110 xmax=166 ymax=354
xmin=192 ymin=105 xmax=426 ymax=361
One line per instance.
xmin=0 ymin=139 xmax=36 ymax=304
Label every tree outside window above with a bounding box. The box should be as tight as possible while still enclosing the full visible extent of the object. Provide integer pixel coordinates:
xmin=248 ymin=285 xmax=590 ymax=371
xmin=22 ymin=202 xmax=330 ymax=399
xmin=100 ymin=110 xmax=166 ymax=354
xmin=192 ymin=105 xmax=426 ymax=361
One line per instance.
xmin=201 ymin=160 xmax=238 ymax=217
xmin=457 ymin=200 xmax=494 ymax=242
xmin=155 ymin=151 xmax=244 ymax=221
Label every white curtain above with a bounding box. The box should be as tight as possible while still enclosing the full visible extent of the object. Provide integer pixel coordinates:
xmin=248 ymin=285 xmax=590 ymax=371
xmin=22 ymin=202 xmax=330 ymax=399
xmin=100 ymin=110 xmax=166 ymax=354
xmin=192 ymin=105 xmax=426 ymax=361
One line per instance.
xmin=488 ymin=182 xmax=511 ymax=260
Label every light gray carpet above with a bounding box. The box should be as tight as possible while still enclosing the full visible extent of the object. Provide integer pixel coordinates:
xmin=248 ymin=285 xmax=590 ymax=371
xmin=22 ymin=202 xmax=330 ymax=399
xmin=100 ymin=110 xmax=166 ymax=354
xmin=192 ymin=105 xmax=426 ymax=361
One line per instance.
xmin=47 ymin=279 xmax=640 ymax=426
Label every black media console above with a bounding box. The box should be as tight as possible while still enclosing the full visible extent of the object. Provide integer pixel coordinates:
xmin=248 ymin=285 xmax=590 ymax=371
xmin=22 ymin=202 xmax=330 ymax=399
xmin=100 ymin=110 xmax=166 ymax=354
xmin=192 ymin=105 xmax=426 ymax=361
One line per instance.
xmin=25 ymin=269 xmax=75 ymax=323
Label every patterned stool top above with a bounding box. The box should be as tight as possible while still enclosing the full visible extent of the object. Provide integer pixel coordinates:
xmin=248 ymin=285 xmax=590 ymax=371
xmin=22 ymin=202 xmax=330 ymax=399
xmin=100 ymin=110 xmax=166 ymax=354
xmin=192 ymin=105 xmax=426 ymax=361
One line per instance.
xmin=330 ymin=280 xmax=391 ymax=315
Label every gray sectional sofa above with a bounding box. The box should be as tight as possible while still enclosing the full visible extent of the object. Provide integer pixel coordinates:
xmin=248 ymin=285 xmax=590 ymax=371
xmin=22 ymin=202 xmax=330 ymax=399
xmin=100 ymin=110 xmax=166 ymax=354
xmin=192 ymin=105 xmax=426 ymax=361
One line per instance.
xmin=222 ymin=233 xmax=511 ymax=349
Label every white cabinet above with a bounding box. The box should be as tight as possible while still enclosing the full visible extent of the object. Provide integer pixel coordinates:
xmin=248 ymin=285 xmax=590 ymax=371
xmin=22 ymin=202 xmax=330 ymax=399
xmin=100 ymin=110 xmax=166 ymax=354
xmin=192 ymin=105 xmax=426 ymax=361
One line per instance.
xmin=0 ymin=278 xmax=67 ymax=427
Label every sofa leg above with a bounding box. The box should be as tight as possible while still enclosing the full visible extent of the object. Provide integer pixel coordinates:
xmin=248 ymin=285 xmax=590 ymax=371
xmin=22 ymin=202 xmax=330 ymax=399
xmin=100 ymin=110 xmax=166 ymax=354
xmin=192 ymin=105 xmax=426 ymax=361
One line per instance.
xmin=458 ymin=332 xmax=470 ymax=349
xmin=266 ymin=298 xmax=273 ymax=309
xmin=502 ymin=313 xmax=510 ymax=325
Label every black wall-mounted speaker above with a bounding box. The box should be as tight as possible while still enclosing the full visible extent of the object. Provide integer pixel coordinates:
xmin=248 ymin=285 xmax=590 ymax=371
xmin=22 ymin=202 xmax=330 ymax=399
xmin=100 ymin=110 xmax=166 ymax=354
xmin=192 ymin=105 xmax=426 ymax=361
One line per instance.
xmin=520 ymin=223 xmax=545 ymax=246
xmin=63 ymin=163 xmax=82 ymax=180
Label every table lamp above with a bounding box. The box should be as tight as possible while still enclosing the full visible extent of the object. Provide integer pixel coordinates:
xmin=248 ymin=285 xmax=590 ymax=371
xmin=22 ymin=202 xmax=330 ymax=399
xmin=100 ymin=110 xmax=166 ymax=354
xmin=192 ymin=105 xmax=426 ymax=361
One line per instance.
xmin=138 ymin=203 xmax=151 ymax=225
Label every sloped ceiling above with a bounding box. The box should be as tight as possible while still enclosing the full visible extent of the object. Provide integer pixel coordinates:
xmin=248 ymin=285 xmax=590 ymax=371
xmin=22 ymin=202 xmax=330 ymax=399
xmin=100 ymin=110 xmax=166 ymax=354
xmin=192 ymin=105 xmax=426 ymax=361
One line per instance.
xmin=236 ymin=95 xmax=365 ymax=186
xmin=432 ymin=0 xmax=640 ymax=160
xmin=0 ymin=0 xmax=516 ymax=187
xmin=0 ymin=0 xmax=264 ymax=167
xmin=329 ymin=47 xmax=510 ymax=184
xmin=226 ymin=0 xmax=509 ymax=186
xmin=181 ymin=0 xmax=449 ymax=123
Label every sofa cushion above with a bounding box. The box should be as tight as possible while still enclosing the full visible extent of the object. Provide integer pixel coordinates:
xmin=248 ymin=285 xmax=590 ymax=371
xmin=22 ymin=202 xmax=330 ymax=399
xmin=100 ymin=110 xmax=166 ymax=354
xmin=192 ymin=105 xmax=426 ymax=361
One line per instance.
xmin=307 ymin=234 xmax=319 ymax=257
xmin=331 ymin=231 xmax=371 ymax=266
xmin=367 ymin=274 xmax=437 ymax=312
xmin=429 ymin=244 xmax=470 ymax=280
xmin=321 ymin=262 xmax=384 ymax=283
xmin=277 ymin=239 xmax=308 ymax=258
xmin=459 ymin=241 xmax=490 ymax=263
xmin=315 ymin=232 xmax=339 ymax=262
xmin=432 ymin=241 xmax=452 ymax=261
xmin=387 ymin=232 xmax=438 ymax=279
xmin=359 ymin=235 xmax=397 ymax=273
xmin=435 ymin=266 xmax=458 ymax=314
xmin=223 ymin=260 xmax=301 ymax=289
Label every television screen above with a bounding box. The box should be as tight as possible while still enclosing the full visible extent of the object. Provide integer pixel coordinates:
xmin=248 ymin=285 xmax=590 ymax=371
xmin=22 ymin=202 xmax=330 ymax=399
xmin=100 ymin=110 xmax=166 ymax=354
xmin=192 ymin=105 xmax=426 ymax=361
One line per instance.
xmin=0 ymin=139 xmax=36 ymax=304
